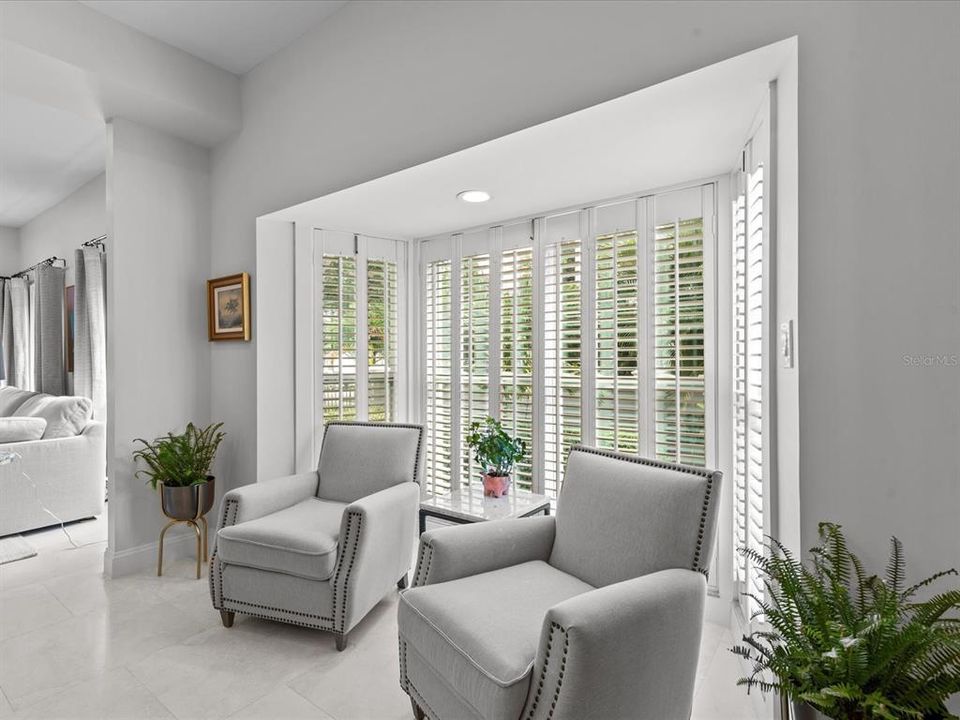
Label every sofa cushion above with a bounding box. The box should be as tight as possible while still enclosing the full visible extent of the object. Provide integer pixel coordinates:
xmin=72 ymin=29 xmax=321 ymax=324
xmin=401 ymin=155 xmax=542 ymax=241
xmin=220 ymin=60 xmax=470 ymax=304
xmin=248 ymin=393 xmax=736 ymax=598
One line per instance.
xmin=218 ymin=497 xmax=346 ymax=581
xmin=12 ymin=394 xmax=92 ymax=439
xmin=316 ymin=423 xmax=421 ymax=503
xmin=0 ymin=417 xmax=47 ymax=443
xmin=398 ymin=561 xmax=593 ymax=720
xmin=0 ymin=387 xmax=38 ymax=416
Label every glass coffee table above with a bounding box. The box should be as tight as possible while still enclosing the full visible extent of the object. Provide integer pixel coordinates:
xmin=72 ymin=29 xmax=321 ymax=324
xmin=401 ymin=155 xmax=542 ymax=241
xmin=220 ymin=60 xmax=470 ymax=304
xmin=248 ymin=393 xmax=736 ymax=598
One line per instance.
xmin=419 ymin=484 xmax=551 ymax=535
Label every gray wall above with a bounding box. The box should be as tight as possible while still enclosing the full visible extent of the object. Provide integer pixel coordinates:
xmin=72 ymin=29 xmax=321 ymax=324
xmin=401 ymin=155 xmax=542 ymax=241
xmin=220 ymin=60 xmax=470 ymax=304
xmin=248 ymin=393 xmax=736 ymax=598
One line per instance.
xmin=0 ymin=226 xmax=19 ymax=276
xmin=17 ymin=173 xmax=106 ymax=287
xmin=105 ymin=118 xmax=212 ymax=575
xmin=211 ymin=1 xmax=959 ymax=587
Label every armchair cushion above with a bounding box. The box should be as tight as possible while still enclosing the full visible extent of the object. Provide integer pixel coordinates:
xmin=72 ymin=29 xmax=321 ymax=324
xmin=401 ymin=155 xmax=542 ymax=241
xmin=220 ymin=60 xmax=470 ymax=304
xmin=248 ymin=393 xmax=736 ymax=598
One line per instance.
xmin=549 ymin=447 xmax=721 ymax=587
xmin=316 ymin=422 xmax=422 ymax=503
xmin=399 ymin=560 xmax=593 ymax=720
xmin=218 ymin=497 xmax=346 ymax=581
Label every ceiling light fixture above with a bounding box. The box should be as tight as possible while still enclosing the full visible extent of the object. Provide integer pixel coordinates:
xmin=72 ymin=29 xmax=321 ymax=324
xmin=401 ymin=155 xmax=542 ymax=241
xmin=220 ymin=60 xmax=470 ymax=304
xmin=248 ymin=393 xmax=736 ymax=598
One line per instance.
xmin=457 ymin=190 xmax=491 ymax=203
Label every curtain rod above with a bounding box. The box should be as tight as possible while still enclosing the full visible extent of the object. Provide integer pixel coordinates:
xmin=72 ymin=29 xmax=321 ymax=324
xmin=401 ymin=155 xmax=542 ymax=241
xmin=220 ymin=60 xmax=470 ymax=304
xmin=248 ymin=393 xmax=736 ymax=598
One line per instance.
xmin=3 ymin=256 xmax=68 ymax=280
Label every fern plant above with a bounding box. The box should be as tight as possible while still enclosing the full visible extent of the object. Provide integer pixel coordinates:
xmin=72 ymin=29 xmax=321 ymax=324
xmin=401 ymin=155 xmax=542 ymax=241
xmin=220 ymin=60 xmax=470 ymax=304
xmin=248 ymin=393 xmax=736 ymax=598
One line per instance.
xmin=732 ymin=523 xmax=960 ymax=720
xmin=133 ymin=422 xmax=226 ymax=489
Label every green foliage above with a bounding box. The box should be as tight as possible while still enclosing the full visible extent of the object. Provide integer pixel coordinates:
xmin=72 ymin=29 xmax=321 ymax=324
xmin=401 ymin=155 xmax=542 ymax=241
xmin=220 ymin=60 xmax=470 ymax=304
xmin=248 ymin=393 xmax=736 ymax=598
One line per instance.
xmin=132 ymin=422 xmax=226 ymax=489
xmin=465 ymin=416 xmax=526 ymax=477
xmin=732 ymin=523 xmax=960 ymax=719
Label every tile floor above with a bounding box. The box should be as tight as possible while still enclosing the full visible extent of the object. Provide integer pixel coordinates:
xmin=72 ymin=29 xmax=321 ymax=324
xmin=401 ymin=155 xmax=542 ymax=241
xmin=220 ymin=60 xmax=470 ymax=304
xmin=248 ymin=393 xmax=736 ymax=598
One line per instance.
xmin=0 ymin=516 xmax=760 ymax=719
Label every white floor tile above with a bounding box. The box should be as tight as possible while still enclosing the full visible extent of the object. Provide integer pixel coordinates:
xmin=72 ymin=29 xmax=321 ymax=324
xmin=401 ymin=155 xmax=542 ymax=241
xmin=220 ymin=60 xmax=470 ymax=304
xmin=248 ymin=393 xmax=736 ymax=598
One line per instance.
xmin=0 ymin=515 xmax=760 ymax=720
xmin=226 ymin=687 xmax=334 ymax=720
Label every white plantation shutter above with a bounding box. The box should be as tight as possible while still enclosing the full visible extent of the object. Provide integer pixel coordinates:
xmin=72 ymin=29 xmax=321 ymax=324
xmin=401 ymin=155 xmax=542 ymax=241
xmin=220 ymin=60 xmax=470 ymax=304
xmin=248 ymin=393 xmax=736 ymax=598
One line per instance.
xmin=595 ymin=228 xmax=643 ymax=453
xmin=321 ymin=254 xmax=358 ymax=421
xmin=543 ymin=214 xmax=582 ymax=497
xmin=500 ymin=245 xmax=535 ymax=491
xmin=654 ymin=217 xmax=706 ymax=466
xmin=733 ymin=149 xmax=767 ymax=616
xmin=424 ymin=259 xmax=454 ymax=495
xmin=367 ymin=259 xmax=398 ymax=421
xmin=460 ymin=254 xmax=491 ymax=486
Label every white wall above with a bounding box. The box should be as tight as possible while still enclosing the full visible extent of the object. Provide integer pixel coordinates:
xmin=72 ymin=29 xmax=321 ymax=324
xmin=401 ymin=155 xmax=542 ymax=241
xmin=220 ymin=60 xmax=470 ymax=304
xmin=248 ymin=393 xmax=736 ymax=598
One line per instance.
xmin=17 ymin=173 xmax=106 ymax=286
xmin=104 ymin=118 xmax=212 ymax=577
xmin=0 ymin=226 xmax=19 ymax=275
xmin=212 ymin=1 xmax=959 ymax=597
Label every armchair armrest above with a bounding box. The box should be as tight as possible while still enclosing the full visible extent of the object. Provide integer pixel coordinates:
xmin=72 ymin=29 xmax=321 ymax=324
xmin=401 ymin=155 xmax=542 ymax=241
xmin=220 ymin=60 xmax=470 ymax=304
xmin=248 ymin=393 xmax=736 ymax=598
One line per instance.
xmin=523 ymin=568 xmax=706 ymax=720
xmin=412 ymin=516 xmax=556 ymax=587
xmin=216 ymin=471 xmax=318 ymax=529
xmin=332 ymin=482 xmax=420 ymax=634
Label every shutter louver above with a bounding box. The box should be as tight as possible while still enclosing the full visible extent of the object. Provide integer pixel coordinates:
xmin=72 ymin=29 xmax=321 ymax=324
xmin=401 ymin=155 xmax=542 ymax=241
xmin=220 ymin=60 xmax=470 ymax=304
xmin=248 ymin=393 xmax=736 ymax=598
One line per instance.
xmin=654 ymin=218 xmax=706 ymax=467
xmin=460 ymin=254 xmax=491 ymax=487
xmin=367 ymin=259 xmax=398 ymax=422
xmin=425 ymin=260 xmax=453 ymax=495
xmin=321 ymin=255 xmax=358 ymax=422
xmin=500 ymin=247 xmax=534 ymax=491
xmin=543 ymin=239 xmax=582 ymax=497
xmin=733 ymin=163 xmax=766 ymax=616
xmin=595 ymin=231 xmax=642 ymax=453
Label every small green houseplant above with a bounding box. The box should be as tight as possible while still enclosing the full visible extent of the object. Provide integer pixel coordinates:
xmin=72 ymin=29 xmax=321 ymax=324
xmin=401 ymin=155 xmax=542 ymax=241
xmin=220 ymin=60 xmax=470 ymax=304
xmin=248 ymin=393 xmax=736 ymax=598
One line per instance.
xmin=732 ymin=523 xmax=960 ymax=720
xmin=133 ymin=421 xmax=225 ymax=520
xmin=465 ymin=416 xmax=526 ymax=497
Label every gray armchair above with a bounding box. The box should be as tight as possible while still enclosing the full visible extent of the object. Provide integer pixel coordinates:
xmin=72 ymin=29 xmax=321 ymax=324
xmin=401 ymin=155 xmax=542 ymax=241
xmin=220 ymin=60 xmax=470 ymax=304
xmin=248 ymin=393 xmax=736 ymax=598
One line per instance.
xmin=210 ymin=421 xmax=423 ymax=650
xmin=398 ymin=446 xmax=721 ymax=720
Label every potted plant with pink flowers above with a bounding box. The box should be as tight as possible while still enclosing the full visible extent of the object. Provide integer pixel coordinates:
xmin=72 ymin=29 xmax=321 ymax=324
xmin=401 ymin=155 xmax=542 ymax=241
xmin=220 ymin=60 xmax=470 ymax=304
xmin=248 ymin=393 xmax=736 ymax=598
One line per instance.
xmin=466 ymin=416 xmax=526 ymax=498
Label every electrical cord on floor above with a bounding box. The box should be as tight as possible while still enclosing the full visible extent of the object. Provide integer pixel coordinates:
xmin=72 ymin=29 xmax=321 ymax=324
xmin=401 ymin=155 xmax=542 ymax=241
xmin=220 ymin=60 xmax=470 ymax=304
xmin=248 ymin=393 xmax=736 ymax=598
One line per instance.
xmin=0 ymin=449 xmax=100 ymax=550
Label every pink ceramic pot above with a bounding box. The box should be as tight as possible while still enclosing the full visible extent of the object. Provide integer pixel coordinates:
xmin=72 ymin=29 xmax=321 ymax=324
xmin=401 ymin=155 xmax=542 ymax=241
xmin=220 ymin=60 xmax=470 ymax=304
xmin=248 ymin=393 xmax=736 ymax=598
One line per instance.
xmin=482 ymin=474 xmax=511 ymax=498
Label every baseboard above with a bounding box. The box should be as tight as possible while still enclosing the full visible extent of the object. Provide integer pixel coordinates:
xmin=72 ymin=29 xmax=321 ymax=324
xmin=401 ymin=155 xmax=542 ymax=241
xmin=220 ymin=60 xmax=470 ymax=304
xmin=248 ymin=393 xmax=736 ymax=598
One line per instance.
xmin=103 ymin=530 xmax=200 ymax=578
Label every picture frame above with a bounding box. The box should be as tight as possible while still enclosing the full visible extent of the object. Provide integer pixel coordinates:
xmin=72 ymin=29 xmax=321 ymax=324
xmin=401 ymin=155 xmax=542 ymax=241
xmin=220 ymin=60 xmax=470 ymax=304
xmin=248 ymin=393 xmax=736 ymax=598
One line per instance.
xmin=207 ymin=272 xmax=251 ymax=341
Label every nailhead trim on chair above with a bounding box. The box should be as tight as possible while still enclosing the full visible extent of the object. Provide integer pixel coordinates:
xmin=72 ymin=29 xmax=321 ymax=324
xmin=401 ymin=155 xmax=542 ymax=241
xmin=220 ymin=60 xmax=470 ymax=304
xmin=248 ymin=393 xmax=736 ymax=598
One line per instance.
xmin=221 ymin=597 xmax=334 ymax=626
xmin=332 ymin=510 xmax=363 ymax=633
xmin=210 ymin=497 xmax=240 ymax=609
xmin=321 ymin=421 xmax=425 ymax=484
xmin=413 ymin=541 xmax=434 ymax=587
xmin=567 ymin=446 xmax=720 ymax=575
xmin=525 ymin=622 xmax=570 ymax=720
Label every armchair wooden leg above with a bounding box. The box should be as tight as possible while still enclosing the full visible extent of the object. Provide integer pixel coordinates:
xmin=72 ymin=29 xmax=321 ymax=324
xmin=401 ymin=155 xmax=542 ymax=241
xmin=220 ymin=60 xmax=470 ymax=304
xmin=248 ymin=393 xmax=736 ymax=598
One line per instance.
xmin=398 ymin=572 xmax=408 ymax=590
xmin=220 ymin=610 xmax=235 ymax=628
xmin=335 ymin=632 xmax=348 ymax=651
xmin=410 ymin=698 xmax=425 ymax=720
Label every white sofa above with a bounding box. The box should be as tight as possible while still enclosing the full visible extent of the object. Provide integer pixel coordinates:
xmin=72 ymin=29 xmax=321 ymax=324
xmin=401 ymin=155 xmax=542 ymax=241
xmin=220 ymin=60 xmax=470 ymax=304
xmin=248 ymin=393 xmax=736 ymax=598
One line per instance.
xmin=0 ymin=386 xmax=105 ymax=536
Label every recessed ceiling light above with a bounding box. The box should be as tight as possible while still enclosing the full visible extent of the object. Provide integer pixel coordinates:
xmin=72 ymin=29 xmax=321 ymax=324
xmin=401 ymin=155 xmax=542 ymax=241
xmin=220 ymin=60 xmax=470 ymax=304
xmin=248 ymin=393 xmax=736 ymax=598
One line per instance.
xmin=457 ymin=190 xmax=491 ymax=203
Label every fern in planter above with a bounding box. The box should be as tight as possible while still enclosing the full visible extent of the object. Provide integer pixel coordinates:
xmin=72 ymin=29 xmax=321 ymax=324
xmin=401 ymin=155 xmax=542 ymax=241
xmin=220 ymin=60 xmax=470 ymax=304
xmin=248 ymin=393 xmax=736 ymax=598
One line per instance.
xmin=133 ymin=422 xmax=225 ymax=489
xmin=732 ymin=523 xmax=960 ymax=720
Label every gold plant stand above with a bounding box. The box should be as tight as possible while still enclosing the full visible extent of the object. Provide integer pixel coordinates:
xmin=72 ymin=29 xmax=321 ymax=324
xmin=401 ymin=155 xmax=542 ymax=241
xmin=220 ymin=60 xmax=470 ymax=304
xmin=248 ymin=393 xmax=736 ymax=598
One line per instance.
xmin=157 ymin=479 xmax=215 ymax=579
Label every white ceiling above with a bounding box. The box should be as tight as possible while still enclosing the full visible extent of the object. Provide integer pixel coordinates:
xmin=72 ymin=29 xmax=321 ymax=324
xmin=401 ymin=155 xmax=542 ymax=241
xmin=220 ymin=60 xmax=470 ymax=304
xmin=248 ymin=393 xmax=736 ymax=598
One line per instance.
xmin=80 ymin=0 xmax=348 ymax=74
xmin=0 ymin=91 xmax=105 ymax=228
xmin=266 ymin=39 xmax=794 ymax=239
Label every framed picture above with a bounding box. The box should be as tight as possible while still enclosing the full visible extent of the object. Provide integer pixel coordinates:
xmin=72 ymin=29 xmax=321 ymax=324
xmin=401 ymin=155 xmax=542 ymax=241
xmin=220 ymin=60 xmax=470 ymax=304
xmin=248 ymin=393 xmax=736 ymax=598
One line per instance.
xmin=207 ymin=272 xmax=251 ymax=341
xmin=64 ymin=285 xmax=75 ymax=372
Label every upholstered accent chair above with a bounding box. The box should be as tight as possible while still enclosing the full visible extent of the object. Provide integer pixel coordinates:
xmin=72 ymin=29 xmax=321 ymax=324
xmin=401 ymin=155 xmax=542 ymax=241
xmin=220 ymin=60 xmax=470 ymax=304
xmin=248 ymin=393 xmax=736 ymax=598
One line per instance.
xmin=398 ymin=446 xmax=722 ymax=720
xmin=210 ymin=421 xmax=423 ymax=650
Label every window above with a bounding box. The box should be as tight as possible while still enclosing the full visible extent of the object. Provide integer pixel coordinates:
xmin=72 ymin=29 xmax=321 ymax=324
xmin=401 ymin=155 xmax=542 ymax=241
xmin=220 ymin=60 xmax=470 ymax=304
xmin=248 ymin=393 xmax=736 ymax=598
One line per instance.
xmin=500 ymin=246 xmax=535 ymax=491
xmin=733 ymin=153 xmax=767 ymax=618
xmin=420 ymin=184 xmax=715 ymax=499
xmin=309 ymin=230 xmax=406 ymax=455
xmin=543 ymin=214 xmax=582 ymax=497
xmin=367 ymin=258 xmax=399 ymax=421
xmin=424 ymin=259 xmax=453 ymax=496
xmin=321 ymin=254 xmax=358 ymax=422
xmin=460 ymin=253 xmax=490 ymax=486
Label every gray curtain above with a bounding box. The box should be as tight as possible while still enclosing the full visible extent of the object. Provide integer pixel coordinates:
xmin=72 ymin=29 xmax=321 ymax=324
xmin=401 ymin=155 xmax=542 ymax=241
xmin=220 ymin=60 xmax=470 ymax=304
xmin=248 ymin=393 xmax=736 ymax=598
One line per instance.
xmin=0 ymin=279 xmax=11 ymax=384
xmin=7 ymin=277 xmax=31 ymax=390
xmin=32 ymin=264 xmax=66 ymax=395
xmin=75 ymin=248 xmax=107 ymax=420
